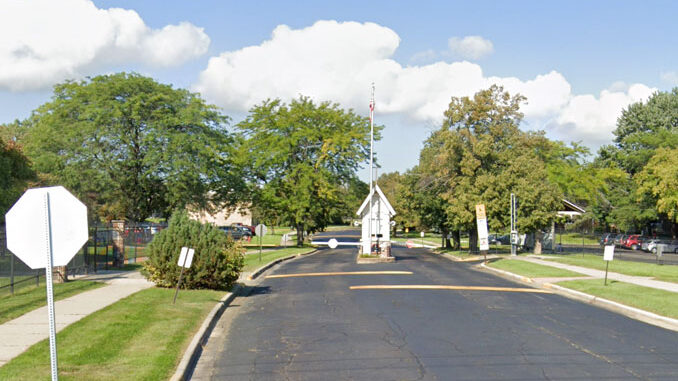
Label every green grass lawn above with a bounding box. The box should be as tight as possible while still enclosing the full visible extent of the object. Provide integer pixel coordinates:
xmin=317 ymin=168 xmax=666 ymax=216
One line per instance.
xmin=540 ymin=253 xmax=678 ymax=283
xmin=0 ymin=280 xmax=104 ymax=325
xmin=244 ymin=227 xmax=295 ymax=247
xmin=242 ymin=246 xmax=316 ymax=272
xmin=557 ymin=279 xmax=678 ymax=319
xmin=488 ymin=259 xmax=586 ymax=278
xmin=0 ymin=287 xmax=226 ymax=381
xmin=555 ymin=233 xmax=599 ymax=245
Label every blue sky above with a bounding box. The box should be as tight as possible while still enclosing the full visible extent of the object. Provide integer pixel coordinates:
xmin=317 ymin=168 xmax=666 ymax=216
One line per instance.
xmin=2 ymin=0 xmax=677 ymax=180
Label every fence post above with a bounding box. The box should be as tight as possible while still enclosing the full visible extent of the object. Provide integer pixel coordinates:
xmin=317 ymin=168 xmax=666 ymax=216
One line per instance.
xmin=112 ymin=220 xmax=125 ymax=267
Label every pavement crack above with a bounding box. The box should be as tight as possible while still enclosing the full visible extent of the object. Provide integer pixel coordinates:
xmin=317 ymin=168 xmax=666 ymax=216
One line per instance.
xmin=534 ymin=325 xmax=647 ymax=380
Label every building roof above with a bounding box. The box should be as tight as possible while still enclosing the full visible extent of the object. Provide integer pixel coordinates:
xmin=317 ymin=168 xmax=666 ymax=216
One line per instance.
xmin=356 ymin=184 xmax=396 ymax=217
xmin=558 ymin=199 xmax=586 ymax=217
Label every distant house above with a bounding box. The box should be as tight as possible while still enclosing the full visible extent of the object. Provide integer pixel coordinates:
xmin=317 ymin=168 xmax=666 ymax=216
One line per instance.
xmin=558 ymin=199 xmax=586 ymax=219
xmin=189 ymin=204 xmax=252 ymax=226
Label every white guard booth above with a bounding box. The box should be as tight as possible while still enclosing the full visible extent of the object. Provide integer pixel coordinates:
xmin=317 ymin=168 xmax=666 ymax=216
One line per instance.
xmin=356 ymin=184 xmax=396 ymax=256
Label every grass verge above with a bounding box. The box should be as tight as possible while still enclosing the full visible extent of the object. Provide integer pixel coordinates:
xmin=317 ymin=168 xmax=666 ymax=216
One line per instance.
xmin=557 ymin=279 xmax=678 ymax=319
xmin=540 ymin=253 xmax=678 ymax=283
xmin=0 ymin=280 xmax=104 ymax=325
xmin=487 ymin=259 xmax=586 ymax=278
xmin=242 ymin=246 xmax=315 ymax=272
xmin=0 ymin=287 xmax=226 ymax=381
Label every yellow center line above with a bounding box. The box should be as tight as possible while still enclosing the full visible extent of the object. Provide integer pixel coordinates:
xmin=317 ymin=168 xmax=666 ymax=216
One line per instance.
xmin=349 ymin=285 xmax=553 ymax=294
xmin=266 ymin=271 xmax=413 ymax=279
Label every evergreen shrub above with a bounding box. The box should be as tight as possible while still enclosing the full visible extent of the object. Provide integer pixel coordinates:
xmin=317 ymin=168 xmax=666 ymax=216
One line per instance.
xmin=143 ymin=211 xmax=244 ymax=290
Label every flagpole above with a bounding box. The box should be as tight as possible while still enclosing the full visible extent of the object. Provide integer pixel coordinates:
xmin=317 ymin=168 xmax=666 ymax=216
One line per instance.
xmin=369 ymin=83 xmax=374 ymax=255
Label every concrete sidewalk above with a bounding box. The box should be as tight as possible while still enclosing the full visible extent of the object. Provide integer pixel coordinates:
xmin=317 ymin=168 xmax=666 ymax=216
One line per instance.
xmin=0 ymin=270 xmax=153 ymax=366
xmin=516 ymin=255 xmax=678 ymax=293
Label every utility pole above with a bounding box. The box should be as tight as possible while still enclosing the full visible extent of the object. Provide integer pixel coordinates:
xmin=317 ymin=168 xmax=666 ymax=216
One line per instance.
xmin=368 ymin=83 xmax=375 ymax=254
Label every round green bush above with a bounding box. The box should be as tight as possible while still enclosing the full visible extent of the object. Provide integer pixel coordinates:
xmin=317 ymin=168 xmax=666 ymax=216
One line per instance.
xmin=143 ymin=211 xmax=244 ymax=290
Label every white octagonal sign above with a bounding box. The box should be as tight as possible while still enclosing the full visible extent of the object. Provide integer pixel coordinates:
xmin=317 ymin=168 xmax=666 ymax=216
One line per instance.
xmin=6 ymin=186 xmax=88 ymax=269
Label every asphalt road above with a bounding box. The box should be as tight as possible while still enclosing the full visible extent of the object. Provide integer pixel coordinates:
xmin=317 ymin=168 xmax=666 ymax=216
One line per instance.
xmin=200 ymin=231 xmax=678 ymax=380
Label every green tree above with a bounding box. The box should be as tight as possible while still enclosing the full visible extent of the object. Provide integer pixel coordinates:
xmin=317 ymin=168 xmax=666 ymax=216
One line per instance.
xmin=423 ymin=85 xmax=561 ymax=253
xmin=596 ymin=88 xmax=678 ymax=233
xmin=599 ymin=88 xmax=678 ymax=175
xmin=0 ymin=136 xmax=35 ymax=221
xmin=20 ymin=73 xmax=244 ymax=221
xmin=636 ymin=148 xmax=678 ymax=225
xmin=238 ymin=97 xmax=378 ymax=246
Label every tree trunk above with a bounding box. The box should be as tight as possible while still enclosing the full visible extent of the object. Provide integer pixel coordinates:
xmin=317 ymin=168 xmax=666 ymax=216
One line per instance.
xmin=296 ymin=224 xmax=304 ymax=247
xmin=469 ymin=229 xmax=478 ymax=253
xmin=533 ymin=231 xmax=543 ymax=255
xmin=451 ymin=231 xmax=461 ymax=250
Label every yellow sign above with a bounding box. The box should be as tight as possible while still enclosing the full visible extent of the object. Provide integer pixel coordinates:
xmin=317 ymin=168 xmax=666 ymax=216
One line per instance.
xmin=475 ymin=204 xmax=486 ymax=220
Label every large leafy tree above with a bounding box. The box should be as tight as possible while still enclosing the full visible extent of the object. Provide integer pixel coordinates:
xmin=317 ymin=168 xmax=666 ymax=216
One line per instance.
xmin=599 ymin=88 xmax=678 ymax=175
xmin=597 ymin=88 xmax=678 ymax=233
xmin=421 ymin=85 xmax=561 ymax=252
xmin=636 ymin=148 xmax=678 ymax=227
xmin=0 ymin=135 xmax=35 ymax=221
xmin=238 ymin=97 xmax=377 ymax=246
xmin=20 ymin=73 xmax=243 ymax=221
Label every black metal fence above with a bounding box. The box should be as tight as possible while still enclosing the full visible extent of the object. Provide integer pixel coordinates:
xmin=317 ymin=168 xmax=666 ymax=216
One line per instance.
xmin=0 ymin=222 xmax=165 ymax=297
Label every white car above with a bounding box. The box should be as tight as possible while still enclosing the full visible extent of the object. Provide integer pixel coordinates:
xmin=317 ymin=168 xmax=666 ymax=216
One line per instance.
xmin=647 ymin=239 xmax=678 ymax=254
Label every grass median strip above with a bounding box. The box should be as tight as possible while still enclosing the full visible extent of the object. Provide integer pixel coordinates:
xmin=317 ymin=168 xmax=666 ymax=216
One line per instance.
xmin=266 ymin=271 xmax=413 ymax=279
xmin=541 ymin=254 xmax=678 ymax=283
xmin=556 ymin=279 xmax=678 ymax=319
xmin=488 ymin=259 xmax=586 ymax=278
xmin=349 ymin=285 xmax=552 ymax=293
xmin=242 ymin=246 xmax=316 ymax=272
xmin=0 ymin=287 xmax=226 ymax=381
xmin=0 ymin=280 xmax=104 ymax=325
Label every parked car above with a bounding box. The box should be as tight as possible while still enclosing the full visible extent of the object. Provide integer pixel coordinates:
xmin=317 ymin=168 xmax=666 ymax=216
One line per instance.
xmin=232 ymin=223 xmax=256 ymax=236
xmin=489 ymin=234 xmax=510 ymax=245
xmin=219 ymin=226 xmax=250 ymax=241
xmin=647 ymin=239 xmax=678 ymax=254
xmin=623 ymin=234 xmax=643 ymax=250
xmin=599 ymin=233 xmax=615 ymax=246
xmin=613 ymin=234 xmax=627 ymax=247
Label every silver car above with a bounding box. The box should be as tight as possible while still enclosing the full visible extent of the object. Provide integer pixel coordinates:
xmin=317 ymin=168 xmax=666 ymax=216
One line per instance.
xmin=647 ymin=239 xmax=678 ymax=254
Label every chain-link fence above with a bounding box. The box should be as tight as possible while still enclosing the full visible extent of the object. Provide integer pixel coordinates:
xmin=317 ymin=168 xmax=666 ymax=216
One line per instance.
xmin=0 ymin=222 xmax=165 ymax=297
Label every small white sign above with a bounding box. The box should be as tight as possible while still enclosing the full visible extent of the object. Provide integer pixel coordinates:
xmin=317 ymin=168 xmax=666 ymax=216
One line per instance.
xmin=177 ymin=247 xmax=195 ymax=268
xmin=328 ymin=238 xmax=339 ymax=249
xmin=420 ymin=231 xmax=425 ymax=238
xmin=603 ymin=245 xmax=614 ymax=261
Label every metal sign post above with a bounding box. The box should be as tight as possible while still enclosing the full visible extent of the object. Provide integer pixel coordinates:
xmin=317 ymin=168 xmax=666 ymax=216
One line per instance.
xmin=173 ymin=247 xmax=194 ymax=304
xmin=603 ymin=245 xmax=614 ymax=285
xmin=5 ymin=186 xmax=89 ymax=381
xmin=43 ymin=193 xmax=59 ymax=381
xmin=255 ymin=224 xmax=267 ymax=262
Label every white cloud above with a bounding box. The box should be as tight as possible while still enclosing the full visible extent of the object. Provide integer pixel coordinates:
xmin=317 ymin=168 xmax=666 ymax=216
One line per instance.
xmin=661 ymin=71 xmax=678 ymax=86
xmin=447 ymin=36 xmax=494 ymax=60
xmin=553 ymin=84 xmax=655 ymax=145
xmin=0 ymin=0 xmax=210 ymax=91
xmin=194 ymin=20 xmax=655 ymax=147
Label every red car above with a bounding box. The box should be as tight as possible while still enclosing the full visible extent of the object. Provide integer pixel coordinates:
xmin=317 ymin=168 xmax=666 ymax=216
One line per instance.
xmin=623 ymin=234 xmax=643 ymax=250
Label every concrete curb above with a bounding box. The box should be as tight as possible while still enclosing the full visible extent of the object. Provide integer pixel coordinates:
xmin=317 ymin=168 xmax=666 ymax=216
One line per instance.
xmin=246 ymin=249 xmax=319 ymax=281
xmin=170 ymin=285 xmax=240 ymax=381
xmin=479 ymin=263 xmax=678 ymax=333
